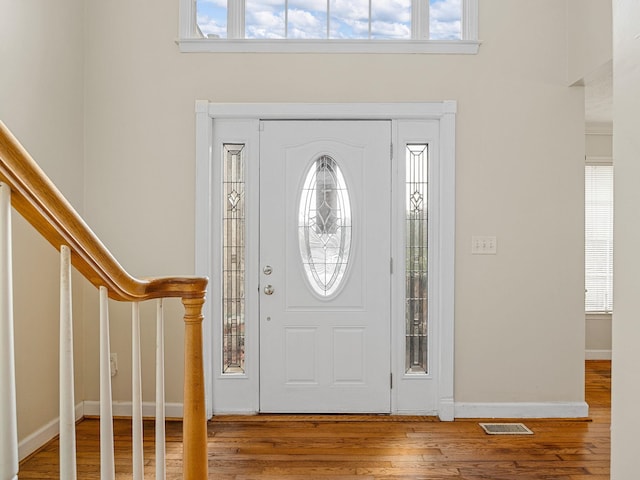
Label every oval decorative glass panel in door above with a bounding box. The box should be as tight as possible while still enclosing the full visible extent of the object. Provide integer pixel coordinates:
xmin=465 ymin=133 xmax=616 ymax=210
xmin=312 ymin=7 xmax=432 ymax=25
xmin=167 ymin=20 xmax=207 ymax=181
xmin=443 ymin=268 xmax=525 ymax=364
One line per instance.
xmin=298 ymin=155 xmax=352 ymax=297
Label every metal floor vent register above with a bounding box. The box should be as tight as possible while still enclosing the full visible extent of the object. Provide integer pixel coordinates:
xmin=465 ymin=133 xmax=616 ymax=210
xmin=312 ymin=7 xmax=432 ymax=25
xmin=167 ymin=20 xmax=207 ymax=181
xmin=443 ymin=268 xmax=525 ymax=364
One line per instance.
xmin=479 ymin=423 xmax=533 ymax=435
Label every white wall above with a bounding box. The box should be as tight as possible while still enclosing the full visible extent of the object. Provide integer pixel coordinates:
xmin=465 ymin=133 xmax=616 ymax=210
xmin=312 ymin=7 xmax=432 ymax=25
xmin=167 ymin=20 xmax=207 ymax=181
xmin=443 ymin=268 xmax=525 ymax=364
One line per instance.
xmin=586 ymin=132 xmax=613 ymax=158
xmin=0 ymin=0 xmax=86 ymax=444
xmin=611 ymin=0 xmax=640 ymax=477
xmin=567 ymin=0 xmax=613 ymax=85
xmin=81 ymin=0 xmax=586 ymax=410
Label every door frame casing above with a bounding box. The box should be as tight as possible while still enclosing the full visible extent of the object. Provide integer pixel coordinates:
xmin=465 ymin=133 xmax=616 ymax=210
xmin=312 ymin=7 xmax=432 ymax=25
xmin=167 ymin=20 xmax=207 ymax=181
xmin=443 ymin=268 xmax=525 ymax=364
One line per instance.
xmin=195 ymin=102 xmax=457 ymax=420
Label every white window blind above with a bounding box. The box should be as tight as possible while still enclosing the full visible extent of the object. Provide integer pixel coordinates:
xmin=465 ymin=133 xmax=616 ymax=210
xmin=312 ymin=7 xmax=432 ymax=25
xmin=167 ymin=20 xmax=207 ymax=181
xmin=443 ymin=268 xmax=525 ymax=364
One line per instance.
xmin=585 ymin=165 xmax=613 ymax=313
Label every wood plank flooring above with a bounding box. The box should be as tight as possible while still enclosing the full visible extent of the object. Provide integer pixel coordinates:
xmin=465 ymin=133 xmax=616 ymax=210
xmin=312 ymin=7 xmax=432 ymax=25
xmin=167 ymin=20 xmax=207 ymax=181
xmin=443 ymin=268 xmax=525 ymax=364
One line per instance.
xmin=19 ymin=360 xmax=611 ymax=479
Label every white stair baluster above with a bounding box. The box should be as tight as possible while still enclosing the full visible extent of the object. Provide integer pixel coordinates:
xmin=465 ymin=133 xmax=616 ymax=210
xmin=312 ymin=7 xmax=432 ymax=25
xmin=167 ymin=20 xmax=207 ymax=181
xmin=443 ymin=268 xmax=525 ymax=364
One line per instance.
xmin=59 ymin=245 xmax=77 ymax=479
xmin=132 ymin=302 xmax=143 ymax=479
xmin=99 ymin=286 xmax=115 ymax=480
xmin=0 ymin=183 xmax=18 ymax=480
xmin=155 ymin=298 xmax=166 ymax=480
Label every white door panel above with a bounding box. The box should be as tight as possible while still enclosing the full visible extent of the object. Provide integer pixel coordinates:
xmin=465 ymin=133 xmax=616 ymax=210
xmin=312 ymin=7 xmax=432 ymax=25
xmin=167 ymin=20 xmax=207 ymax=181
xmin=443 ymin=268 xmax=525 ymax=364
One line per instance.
xmin=259 ymin=120 xmax=391 ymax=413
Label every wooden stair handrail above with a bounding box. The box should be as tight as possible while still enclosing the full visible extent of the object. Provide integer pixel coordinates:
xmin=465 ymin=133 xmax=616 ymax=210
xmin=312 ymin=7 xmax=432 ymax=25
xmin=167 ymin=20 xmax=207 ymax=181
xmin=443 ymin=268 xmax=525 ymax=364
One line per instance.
xmin=0 ymin=121 xmax=207 ymax=301
xmin=0 ymin=120 xmax=209 ymax=479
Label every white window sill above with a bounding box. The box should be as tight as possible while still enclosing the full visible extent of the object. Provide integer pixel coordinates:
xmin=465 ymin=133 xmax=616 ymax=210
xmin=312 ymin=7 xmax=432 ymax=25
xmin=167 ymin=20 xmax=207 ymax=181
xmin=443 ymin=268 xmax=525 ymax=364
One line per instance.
xmin=177 ymin=38 xmax=481 ymax=55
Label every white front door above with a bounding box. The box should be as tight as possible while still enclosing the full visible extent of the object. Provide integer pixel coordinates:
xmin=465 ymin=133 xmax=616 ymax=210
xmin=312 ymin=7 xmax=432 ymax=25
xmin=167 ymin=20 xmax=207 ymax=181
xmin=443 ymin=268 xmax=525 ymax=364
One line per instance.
xmin=259 ymin=120 xmax=392 ymax=413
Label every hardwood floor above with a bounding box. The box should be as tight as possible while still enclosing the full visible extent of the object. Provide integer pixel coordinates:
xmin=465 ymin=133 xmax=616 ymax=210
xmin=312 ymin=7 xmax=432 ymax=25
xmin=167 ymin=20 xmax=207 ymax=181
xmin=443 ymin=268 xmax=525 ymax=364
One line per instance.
xmin=19 ymin=360 xmax=611 ymax=479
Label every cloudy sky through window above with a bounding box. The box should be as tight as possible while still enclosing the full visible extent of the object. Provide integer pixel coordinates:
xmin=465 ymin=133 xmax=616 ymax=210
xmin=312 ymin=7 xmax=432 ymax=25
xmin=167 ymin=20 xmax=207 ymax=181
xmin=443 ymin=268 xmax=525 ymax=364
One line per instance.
xmin=196 ymin=0 xmax=461 ymax=40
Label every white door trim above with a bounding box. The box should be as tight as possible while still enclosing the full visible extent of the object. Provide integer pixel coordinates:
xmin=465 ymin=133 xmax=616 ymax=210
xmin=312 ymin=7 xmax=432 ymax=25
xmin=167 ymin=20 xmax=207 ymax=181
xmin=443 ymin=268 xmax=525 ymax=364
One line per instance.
xmin=194 ymin=101 xmax=456 ymax=420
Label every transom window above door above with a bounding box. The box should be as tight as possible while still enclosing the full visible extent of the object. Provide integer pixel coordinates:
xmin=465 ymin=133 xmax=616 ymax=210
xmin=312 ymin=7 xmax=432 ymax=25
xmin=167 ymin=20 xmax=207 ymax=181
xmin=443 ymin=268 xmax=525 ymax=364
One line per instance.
xmin=179 ymin=0 xmax=479 ymax=53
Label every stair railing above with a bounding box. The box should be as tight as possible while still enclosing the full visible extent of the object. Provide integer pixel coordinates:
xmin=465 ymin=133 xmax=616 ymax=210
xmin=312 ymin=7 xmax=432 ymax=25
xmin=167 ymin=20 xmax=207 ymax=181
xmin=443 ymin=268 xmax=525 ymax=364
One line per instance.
xmin=0 ymin=121 xmax=208 ymax=480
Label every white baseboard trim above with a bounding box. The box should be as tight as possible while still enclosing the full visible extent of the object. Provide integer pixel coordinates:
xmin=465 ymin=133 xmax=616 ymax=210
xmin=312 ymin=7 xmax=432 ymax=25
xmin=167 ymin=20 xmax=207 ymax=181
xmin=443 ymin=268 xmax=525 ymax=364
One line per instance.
xmin=82 ymin=400 xmax=184 ymax=419
xmin=438 ymin=398 xmax=455 ymax=422
xmin=212 ymin=408 xmax=260 ymax=415
xmin=18 ymin=402 xmax=84 ymax=461
xmin=454 ymin=401 xmax=589 ymax=419
xmin=393 ymin=410 xmax=438 ymax=416
xmin=585 ymin=349 xmax=612 ymax=360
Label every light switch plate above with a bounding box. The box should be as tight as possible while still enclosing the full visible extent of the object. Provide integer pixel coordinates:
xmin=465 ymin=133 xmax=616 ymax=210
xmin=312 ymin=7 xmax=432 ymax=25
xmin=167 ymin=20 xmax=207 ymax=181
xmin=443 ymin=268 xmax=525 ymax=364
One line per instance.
xmin=472 ymin=236 xmax=497 ymax=255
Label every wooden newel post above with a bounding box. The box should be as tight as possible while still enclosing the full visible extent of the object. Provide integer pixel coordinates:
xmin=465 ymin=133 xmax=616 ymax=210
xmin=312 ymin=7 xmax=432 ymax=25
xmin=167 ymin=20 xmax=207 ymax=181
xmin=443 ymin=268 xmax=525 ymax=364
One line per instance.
xmin=182 ymin=295 xmax=208 ymax=480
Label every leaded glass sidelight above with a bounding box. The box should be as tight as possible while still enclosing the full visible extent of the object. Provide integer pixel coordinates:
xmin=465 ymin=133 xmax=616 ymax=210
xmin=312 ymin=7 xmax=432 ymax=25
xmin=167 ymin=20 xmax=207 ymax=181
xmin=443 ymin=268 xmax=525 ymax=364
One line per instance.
xmin=222 ymin=144 xmax=245 ymax=374
xmin=298 ymin=155 xmax=352 ymax=297
xmin=405 ymin=144 xmax=428 ymax=374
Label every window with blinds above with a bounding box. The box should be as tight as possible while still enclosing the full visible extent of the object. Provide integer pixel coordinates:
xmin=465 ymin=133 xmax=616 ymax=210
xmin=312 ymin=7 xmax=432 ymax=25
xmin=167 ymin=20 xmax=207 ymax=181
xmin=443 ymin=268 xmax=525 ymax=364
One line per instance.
xmin=585 ymin=165 xmax=613 ymax=313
